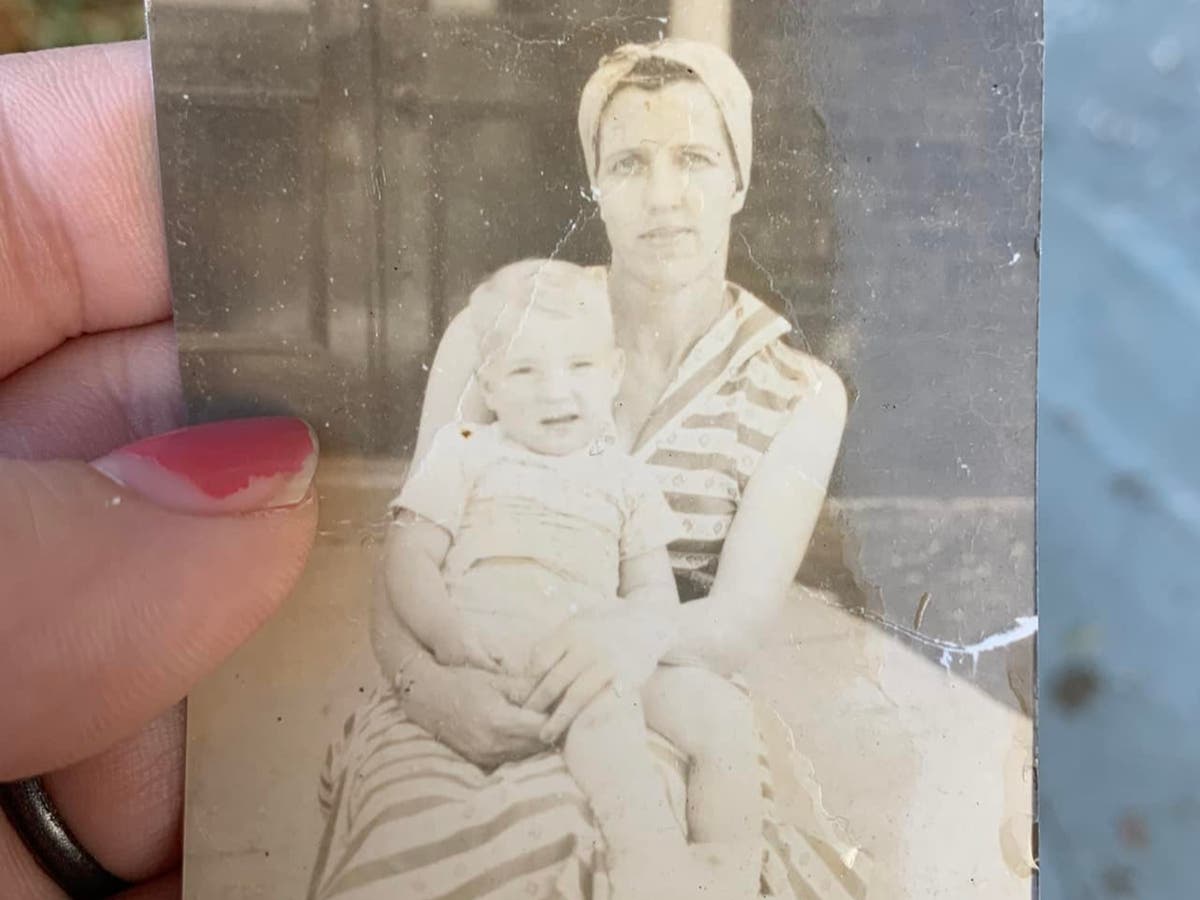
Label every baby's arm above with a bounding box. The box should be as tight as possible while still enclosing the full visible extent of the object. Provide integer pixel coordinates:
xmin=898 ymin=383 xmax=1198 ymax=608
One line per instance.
xmin=619 ymin=546 xmax=680 ymax=609
xmin=385 ymin=511 xmax=495 ymax=669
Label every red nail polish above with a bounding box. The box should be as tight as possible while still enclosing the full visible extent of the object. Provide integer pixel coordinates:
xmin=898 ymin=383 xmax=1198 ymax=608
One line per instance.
xmin=90 ymin=417 xmax=318 ymax=515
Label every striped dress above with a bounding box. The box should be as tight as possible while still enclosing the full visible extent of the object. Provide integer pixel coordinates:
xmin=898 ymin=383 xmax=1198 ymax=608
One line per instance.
xmin=627 ymin=287 xmax=821 ymax=601
xmin=309 ymin=287 xmax=867 ymax=900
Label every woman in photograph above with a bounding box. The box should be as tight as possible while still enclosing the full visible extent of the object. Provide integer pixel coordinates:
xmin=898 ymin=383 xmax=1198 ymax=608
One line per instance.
xmin=310 ymin=39 xmax=858 ymax=900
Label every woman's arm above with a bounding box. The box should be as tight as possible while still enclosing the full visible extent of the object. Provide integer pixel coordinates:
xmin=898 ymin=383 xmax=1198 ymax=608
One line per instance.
xmin=369 ymin=565 xmax=430 ymax=686
xmin=413 ymin=309 xmax=491 ymax=460
xmin=385 ymin=516 xmax=454 ymax=654
xmin=522 ymin=365 xmax=847 ymax=735
xmin=369 ymin=557 xmax=549 ymax=767
xmin=664 ymin=360 xmax=849 ymax=674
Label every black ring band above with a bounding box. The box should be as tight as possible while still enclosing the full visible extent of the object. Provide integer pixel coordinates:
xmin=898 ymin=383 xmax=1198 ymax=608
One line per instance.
xmin=0 ymin=777 xmax=131 ymax=899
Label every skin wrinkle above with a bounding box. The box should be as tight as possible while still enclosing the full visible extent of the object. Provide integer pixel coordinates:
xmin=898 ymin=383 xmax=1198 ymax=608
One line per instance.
xmin=60 ymin=45 xmax=166 ymax=330
xmin=101 ymin=324 xmax=182 ymax=446
xmin=0 ymin=79 xmax=78 ymax=372
xmin=0 ymin=323 xmax=182 ymax=460
xmin=27 ymin=47 xmax=124 ymax=329
xmin=1 ymin=480 xmax=317 ymax=780
xmin=43 ymin=704 xmax=184 ymax=881
xmin=0 ymin=42 xmax=169 ymax=379
xmin=0 ymin=56 xmax=85 ymax=350
xmin=0 ymin=814 xmax=60 ymax=899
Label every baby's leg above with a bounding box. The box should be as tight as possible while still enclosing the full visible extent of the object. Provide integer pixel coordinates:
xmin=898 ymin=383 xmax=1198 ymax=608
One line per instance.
xmin=642 ymin=666 xmax=762 ymax=845
xmin=562 ymin=689 xmax=685 ymax=861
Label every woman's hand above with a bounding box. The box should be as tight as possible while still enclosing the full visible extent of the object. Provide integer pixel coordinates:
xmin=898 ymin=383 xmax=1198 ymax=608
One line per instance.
xmin=429 ymin=630 xmax=505 ymax=673
xmin=370 ymin=564 xmax=542 ymax=768
xmin=1 ymin=41 xmax=318 ymax=897
xmin=398 ymin=656 xmax=548 ymax=770
xmin=523 ymin=607 xmax=678 ymax=744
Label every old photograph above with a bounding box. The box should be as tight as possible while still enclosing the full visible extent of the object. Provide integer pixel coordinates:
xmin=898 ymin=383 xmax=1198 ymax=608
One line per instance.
xmin=149 ymin=1 xmax=1041 ymax=897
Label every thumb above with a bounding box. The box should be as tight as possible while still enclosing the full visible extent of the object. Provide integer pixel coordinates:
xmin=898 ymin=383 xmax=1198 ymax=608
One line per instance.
xmin=0 ymin=417 xmax=319 ymax=779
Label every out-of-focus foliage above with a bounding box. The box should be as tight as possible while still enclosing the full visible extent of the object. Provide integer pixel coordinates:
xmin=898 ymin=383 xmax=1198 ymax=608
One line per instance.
xmin=0 ymin=0 xmax=144 ymax=54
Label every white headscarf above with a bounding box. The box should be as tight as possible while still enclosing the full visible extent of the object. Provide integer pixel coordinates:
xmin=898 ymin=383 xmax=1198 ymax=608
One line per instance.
xmin=577 ymin=38 xmax=753 ymax=191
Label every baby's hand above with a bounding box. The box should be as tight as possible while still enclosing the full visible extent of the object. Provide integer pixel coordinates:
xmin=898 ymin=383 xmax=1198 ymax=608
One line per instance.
xmin=431 ymin=630 xmax=502 ymax=672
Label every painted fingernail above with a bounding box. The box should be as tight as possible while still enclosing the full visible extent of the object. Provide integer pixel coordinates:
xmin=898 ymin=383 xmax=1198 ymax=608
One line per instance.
xmin=91 ymin=417 xmax=318 ymax=515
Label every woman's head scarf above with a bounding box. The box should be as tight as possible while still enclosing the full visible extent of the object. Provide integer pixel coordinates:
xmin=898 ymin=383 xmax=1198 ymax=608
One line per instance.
xmin=578 ymin=38 xmax=753 ymax=192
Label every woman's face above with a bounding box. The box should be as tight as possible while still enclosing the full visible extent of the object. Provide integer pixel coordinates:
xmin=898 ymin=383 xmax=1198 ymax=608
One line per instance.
xmin=595 ymin=80 xmax=745 ymax=291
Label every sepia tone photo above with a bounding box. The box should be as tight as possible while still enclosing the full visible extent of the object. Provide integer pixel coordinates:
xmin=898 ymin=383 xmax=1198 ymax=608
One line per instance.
xmin=149 ymin=1 xmax=1041 ymax=897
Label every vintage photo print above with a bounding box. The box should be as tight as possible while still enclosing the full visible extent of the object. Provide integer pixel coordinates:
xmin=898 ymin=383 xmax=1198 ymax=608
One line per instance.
xmin=149 ymin=1 xmax=1041 ymax=897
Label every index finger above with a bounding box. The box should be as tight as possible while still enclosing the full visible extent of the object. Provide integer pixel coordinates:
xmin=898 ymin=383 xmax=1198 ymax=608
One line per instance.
xmin=494 ymin=704 xmax=548 ymax=740
xmin=523 ymin=649 xmax=591 ymax=714
xmin=0 ymin=41 xmax=168 ymax=379
xmin=527 ymin=629 xmax=570 ymax=680
xmin=539 ymin=666 xmax=613 ymax=745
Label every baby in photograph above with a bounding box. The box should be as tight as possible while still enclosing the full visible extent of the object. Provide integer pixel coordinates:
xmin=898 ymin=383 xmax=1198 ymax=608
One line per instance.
xmin=386 ymin=259 xmax=762 ymax=898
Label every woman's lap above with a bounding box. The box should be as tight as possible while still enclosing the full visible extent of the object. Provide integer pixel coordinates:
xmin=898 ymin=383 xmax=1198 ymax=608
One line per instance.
xmin=310 ymin=688 xmax=867 ymax=900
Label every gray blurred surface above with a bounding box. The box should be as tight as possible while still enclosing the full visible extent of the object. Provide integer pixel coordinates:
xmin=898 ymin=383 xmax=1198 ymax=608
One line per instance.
xmin=788 ymin=1 xmax=1040 ymax=704
xmin=1038 ymin=1 xmax=1200 ymax=897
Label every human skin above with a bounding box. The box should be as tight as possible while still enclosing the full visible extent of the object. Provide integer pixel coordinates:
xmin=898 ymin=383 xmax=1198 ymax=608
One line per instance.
xmin=375 ymin=74 xmax=847 ymax=749
xmin=0 ymin=41 xmax=317 ymax=898
xmin=592 ymin=80 xmax=746 ymax=296
xmin=476 ymin=305 xmax=624 ymax=456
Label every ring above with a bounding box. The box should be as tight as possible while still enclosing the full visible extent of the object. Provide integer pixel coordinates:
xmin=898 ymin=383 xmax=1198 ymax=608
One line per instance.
xmin=0 ymin=777 xmax=131 ymax=899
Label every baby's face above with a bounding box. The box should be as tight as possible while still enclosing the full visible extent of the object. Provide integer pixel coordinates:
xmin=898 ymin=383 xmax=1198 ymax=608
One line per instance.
xmin=480 ymin=307 xmax=623 ymax=456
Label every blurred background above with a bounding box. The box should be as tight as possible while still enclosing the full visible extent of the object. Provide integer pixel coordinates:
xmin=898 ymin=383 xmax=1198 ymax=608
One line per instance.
xmin=1038 ymin=1 xmax=1200 ymax=898
xmin=0 ymin=0 xmax=143 ymax=52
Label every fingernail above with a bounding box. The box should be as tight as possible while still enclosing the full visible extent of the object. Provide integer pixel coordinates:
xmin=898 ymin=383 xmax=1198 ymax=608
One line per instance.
xmin=91 ymin=417 xmax=318 ymax=515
